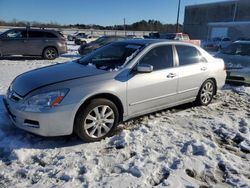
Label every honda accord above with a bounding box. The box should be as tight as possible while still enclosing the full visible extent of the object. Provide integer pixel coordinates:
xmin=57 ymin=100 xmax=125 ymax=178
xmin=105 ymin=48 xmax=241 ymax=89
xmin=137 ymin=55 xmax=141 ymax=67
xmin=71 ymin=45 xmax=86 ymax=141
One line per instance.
xmin=3 ymin=40 xmax=226 ymax=142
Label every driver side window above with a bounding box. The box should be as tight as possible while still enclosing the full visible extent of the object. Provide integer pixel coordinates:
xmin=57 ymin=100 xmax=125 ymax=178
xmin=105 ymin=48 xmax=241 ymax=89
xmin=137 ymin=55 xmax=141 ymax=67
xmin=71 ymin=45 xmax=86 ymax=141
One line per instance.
xmin=5 ymin=30 xmax=27 ymax=39
xmin=139 ymin=45 xmax=173 ymax=71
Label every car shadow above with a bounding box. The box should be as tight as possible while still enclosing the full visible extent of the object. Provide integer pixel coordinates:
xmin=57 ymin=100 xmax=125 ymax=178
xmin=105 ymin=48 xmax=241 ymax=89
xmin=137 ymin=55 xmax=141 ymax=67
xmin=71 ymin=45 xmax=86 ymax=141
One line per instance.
xmin=0 ymin=54 xmax=81 ymax=61
xmin=0 ymin=56 xmax=43 ymax=61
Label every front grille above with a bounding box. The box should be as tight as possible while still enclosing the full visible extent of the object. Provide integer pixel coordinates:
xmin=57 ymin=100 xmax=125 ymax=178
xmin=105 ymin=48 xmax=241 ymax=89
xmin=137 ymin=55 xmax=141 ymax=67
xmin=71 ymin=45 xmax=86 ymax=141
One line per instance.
xmin=24 ymin=119 xmax=40 ymax=128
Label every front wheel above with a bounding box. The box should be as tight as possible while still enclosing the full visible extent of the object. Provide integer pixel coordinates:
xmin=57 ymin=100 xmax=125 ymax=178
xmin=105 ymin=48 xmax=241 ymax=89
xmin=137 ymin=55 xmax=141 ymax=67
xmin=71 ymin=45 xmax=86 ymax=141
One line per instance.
xmin=74 ymin=99 xmax=119 ymax=142
xmin=196 ymin=79 xmax=215 ymax=106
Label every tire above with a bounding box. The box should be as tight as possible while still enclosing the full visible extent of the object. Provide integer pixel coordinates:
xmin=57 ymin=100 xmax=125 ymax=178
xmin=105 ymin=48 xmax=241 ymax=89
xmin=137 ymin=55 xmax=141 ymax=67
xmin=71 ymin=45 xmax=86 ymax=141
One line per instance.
xmin=43 ymin=47 xmax=58 ymax=60
xmin=196 ymin=79 xmax=215 ymax=106
xmin=74 ymin=98 xmax=119 ymax=142
xmin=81 ymin=41 xmax=87 ymax=45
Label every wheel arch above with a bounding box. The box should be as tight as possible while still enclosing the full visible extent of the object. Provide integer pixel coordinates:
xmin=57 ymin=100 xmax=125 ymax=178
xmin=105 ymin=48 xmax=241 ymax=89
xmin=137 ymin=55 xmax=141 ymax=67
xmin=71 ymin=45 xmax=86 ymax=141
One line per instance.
xmin=74 ymin=93 xmax=124 ymax=125
xmin=207 ymin=77 xmax=217 ymax=95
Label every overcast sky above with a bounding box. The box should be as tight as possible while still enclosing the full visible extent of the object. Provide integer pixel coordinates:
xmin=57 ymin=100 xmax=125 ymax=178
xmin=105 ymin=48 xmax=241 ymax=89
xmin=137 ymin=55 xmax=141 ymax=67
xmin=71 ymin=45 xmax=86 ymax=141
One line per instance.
xmin=0 ymin=0 xmax=227 ymax=25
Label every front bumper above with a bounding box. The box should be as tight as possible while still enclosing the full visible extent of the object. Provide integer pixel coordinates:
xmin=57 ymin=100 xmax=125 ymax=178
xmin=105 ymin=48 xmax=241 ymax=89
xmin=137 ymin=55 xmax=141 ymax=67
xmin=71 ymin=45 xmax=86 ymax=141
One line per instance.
xmin=3 ymin=96 xmax=76 ymax=137
xmin=226 ymin=71 xmax=250 ymax=85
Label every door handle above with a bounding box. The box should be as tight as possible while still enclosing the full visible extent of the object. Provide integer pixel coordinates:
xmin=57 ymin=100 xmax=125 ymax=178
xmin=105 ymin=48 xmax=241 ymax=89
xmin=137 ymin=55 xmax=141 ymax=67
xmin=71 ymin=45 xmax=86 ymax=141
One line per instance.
xmin=201 ymin=67 xmax=207 ymax=71
xmin=166 ymin=73 xmax=177 ymax=78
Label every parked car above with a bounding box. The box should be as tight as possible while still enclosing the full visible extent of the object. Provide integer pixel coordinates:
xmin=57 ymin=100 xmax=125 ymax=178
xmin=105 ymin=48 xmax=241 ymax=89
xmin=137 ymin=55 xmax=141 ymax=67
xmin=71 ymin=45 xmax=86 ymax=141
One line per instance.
xmin=0 ymin=28 xmax=67 ymax=60
xmin=67 ymin=32 xmax=86 ymax=41
xmin=78 ymin=35 xmax=126 ymax=55
xmin=215 ymin=41 xmax=250 ymax=84
xmin=3 ymin=40 xmax=226 ymax=142
xmin=148 ymin=32 xmax=201 ymax=46
xmin=74 ymin=35 xmax=99 ymax=45
xmin=204 ymin=37 xmax=231 ymax=51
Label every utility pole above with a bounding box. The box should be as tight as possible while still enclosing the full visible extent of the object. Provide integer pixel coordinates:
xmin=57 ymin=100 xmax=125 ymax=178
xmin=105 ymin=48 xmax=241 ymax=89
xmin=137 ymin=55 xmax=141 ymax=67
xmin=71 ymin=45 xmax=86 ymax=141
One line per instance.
xmin=233 ymin=1 xmax=238 ymax=22
xmin=176 ymin=0 xmax=181 ymax=33
xmin=123 ymin=18 xmax=126 ymax=36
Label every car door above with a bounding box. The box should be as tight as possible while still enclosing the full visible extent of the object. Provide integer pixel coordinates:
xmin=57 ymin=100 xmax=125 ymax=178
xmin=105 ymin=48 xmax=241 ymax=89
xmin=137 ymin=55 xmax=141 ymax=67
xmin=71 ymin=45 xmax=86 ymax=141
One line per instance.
xmin=26 ymin=30 xmax=45 ymax=55
xmin=127 ymin=45 xmax=178 ymax=116
xmin=174 ymin=45 xmax=210 ymax=101
xmin=0 ymin=29 xmax=28 ymax=55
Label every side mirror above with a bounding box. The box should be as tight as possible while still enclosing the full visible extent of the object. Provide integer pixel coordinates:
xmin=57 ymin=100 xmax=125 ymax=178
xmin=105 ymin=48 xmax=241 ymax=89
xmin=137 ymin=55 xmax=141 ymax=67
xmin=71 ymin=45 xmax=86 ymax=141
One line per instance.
xmin=136 ymin=64 xmax=153 ymax=73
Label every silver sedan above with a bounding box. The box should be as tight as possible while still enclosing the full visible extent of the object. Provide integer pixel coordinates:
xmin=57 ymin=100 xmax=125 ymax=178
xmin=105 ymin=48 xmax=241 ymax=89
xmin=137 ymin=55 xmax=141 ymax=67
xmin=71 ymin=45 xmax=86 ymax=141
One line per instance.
xmin=3 ymin=40 xmax=226 ymax=142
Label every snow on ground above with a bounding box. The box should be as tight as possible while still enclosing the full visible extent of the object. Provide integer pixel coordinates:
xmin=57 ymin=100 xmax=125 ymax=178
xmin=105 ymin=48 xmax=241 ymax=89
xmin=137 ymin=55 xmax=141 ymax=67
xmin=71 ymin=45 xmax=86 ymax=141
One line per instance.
xmin=0 ymin=43 xmax=250 ymax=188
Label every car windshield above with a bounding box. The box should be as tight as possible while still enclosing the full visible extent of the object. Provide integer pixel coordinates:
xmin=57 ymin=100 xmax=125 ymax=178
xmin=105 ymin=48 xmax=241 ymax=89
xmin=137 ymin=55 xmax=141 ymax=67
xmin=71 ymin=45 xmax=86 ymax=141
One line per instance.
xmin=93 ymin=37 xmax=109 ymax=45
xmin=221 ymin=43 xmax=250 ymax=68
xmin=221 ymin=43 xmax=250 ymax=56
xmin=77 ymin=42 xmax=144 ymax=71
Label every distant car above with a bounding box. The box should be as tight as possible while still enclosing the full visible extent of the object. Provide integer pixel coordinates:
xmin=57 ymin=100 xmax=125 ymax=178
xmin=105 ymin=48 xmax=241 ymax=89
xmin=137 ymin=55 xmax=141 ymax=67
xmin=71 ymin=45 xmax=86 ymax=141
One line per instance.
xmin=215 ymin=41 xmax=250 ymax=84
xmin=0 ymin=28 xmax=67 ymax=60
xmin=204 ymin=37 xmax=231 ymax=51
xmin=74 ymin=35 xmax=99 ymax=45
xmin=78 ymin=36 xmax=126 ymax=55
xmin=148 ymin=32 xmax=201 ymax=46
xmin=67 ymin=32 xmax=86 ymax=41
xmin=3 ymin=40 xmax=226 ymax=142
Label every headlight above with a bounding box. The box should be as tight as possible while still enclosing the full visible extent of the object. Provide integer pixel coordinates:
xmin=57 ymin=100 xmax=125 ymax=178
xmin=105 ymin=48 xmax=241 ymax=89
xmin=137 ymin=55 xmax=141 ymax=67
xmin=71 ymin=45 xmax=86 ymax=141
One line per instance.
xmin=20 ymin=89 xmax=69 ymax=112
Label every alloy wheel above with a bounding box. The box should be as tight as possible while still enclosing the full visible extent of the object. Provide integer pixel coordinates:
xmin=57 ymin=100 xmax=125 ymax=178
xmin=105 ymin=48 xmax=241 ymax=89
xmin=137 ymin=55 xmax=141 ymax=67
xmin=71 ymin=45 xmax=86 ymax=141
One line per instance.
xmin=200 ymin=81 xmax=214 ymax=104
xmin=84 ymin=105 xmax=115 ymax=138
xmin=45 ymin=48 xmax=57 ymax=59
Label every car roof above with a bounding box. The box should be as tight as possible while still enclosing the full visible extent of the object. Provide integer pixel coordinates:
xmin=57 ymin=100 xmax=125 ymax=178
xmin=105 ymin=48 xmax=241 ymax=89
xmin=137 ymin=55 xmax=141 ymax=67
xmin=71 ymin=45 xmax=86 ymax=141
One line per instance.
xmin=118 ymin=39 xmax=170 ymax=45
xmin=10 ymin=28 xmax=59 ymax=33
xmin=117 ymin=39 xmax=197 ymax=47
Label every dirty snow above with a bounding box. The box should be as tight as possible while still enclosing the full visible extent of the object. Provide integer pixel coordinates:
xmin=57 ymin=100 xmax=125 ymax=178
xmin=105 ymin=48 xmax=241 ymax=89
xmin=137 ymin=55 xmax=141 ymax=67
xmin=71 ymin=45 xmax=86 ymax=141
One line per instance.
xmin=0 ymin=42 xmax=250 ymax=188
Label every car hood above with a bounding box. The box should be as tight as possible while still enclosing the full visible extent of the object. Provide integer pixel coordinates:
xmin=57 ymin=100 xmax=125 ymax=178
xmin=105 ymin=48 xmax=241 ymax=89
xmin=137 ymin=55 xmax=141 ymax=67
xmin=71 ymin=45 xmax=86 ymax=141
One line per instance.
xmin=12 ymin=61 xmax=107 ymax=96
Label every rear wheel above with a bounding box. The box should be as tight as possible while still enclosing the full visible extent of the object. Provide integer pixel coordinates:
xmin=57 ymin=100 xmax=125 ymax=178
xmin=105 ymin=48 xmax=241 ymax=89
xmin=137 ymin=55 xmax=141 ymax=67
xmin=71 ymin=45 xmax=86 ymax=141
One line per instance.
xmin=43 ymin=47 xmax=58 ymax=60
xmin=196 ymin=79 xmax=215 ymax=106
xmin=74 ymin=98 xmax=119 ymax=142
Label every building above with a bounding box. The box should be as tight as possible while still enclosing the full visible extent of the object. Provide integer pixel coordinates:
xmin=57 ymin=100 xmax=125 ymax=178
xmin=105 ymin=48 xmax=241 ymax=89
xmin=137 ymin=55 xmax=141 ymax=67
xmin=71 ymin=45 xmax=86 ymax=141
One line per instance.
xmin=184 ymin=0 xmax=250 ymax=40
